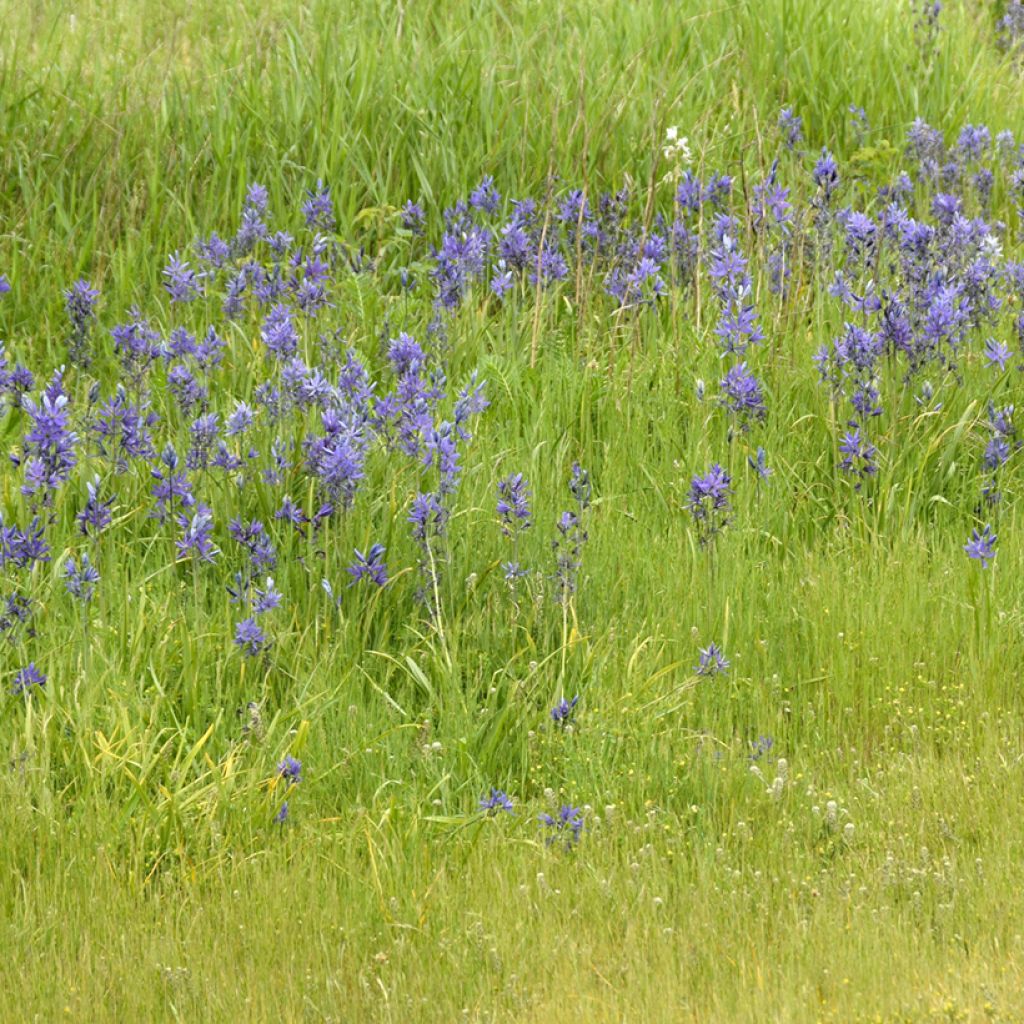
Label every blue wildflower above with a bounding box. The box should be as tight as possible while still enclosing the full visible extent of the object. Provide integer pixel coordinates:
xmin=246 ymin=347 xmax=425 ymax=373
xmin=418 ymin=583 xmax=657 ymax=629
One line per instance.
xmin=686 ymin=464 xmax=732 ymax=544
xmin=302 ymin=180 xmax=335 ymax=231
xmin=747 ymin=446 xmax=773 ymax=482
xmin=234 ymin=617 xmax=268 ymax=657
xmin=252 ymin=578 xmax=283 ymax=614
xmin=162 ymin=253 xmax=204 ymax=302
xmin=497 ymin=473 xmax=533 ymax=535
xmin=984 ymin=338 xmax=1013 ymax=372
xmin=539 ymin=805 xmax=585 ymax=848
xmin=11 ymin=663 xmax=46 ymax=695
xmin=275 ymin=496 xmax=310 ymax=533
xmin=19 ymin=370 xmax=78 ymax=502
xmin=838 ymin=429 xmax=879 ymax=483
xmin=226 ymin=401 xmax=256 ymax=437
xmin=964 ymin=525 xmax=997 ymax=568
xmin=479 ymin=788 xmax=514 ymax=814
xmin=401 ymin=200 xmax=425 ymax=233
xmin=849 ymin=105 xmax=869 ymax=143
xmin=277 ymin=756 xmax=303 ymax=785
xmin=812 ymin=149 xmax=840 ymax=202
xmin=719 ymin=362 xmax=767 ymax=428
xmin=0 ymin=592 xmax=33 ymax=642
xmin=569 ymin=462 xmax=592 ymax=511
xmin=469 ymin=176 xmax=501 ymax=215
xmin=261 ymin=303 xmax=299 ymax=360
xmin=63 ymin=553 xmax=100 ymax=603
xmin=778 ymin=107 xmax=803 ymax=149
xmin=388 ymin=333 xmax=426 ymax=376
xmin=110 ymin=308 xmax=161 ymax=385
xmin=550 ymin=695 xmax=579 ymax=725
xmin=347 ymin=544 xmax=389 ymax=587
xmin=0 ymin=516 xmax=51 ymax=569
xmin=245 ymin=182 xmax=269 ymax=211
xmin=175 ymin=504 xmax=218 ymax=564
xmin=695 ymin=642 xmax=730 ymax=677
xmin=502 ymin=561 xmax=529 ymax=583
xmin=64 ymin=279 xmax=100 ymax=368
xmin=196 ymin=231 xmax=231 ymax=267
xmin=491 ymin=263 xmax=515 ymax=298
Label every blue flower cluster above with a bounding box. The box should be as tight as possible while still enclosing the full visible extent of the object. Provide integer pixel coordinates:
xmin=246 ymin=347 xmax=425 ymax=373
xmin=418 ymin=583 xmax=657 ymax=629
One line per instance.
xmin=0 ymin=105 xmax=1020 ymax=750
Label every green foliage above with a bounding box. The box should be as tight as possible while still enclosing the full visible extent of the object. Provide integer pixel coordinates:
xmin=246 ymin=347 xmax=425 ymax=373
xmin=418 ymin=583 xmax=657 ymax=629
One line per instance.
xmin=2 ymin=1 xmax=1024 ymax=1020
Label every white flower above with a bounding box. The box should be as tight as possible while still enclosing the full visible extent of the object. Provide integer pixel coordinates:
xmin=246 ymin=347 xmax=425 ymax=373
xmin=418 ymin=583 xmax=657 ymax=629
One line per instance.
xmin=981 ymin=233 xmax=1003 ymax=261
xmin=661 ymin=127 xmax=693 ymax=167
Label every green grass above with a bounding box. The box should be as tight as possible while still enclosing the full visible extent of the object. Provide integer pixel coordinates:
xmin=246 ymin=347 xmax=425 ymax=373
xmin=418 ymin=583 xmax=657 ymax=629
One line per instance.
xmin=3 ymin=1 xmax=1024 ymax=1021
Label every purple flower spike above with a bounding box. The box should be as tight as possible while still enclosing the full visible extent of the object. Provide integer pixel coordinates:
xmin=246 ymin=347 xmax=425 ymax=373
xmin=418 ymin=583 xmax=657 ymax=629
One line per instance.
xmin=479 ymin=788 xmax=514 ymax=814
xmin=347 ymin=543 xmax=389 ymax=587
xmin=539 ymin=805 xmax=585 ymax=848
xmin=497 ymin=473 xmax=533 ymax=535
xmin=11 ymin=663 xmax=46 ymax=695
xmin=550 ymin=695 xmax=579 ymax=725
xmin=695 ymin=642 xmax=730 ymax=677
xmin=277 ymin=755 xmax=303 ymax=785
xmin=686 ymin=463 xmax=732 ymax=544
xmin=234 ymin=617 xmax=268 ymax=657
xmin=964 ymin=525 xmax=997 ymax=568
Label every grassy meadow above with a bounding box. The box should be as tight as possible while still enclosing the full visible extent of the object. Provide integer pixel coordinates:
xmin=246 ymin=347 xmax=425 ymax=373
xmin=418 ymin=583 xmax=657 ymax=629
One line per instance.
xmin=3 ymin=1 xmax=1024 ymax=1020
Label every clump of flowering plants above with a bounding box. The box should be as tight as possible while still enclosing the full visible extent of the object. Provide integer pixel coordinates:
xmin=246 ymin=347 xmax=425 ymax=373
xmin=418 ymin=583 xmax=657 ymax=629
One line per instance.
xmin=0 ymin=98 xmax=1023 ymax=914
